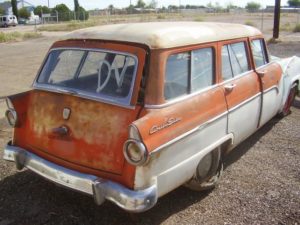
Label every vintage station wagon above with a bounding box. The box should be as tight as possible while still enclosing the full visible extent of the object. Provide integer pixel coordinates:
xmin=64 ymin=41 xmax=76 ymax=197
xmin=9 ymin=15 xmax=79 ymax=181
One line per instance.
xmin=3 ymin=22 xmax=300 ymax=212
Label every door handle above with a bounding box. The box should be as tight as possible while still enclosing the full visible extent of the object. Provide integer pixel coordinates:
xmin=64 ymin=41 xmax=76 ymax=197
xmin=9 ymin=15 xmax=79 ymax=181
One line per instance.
xmin=51 ymin=126 xmax=69 ymax=137
xmin=257 ymin=70 xmax=267 ymax=77
xmin=224 ymin=84 xmax=236 ymax=92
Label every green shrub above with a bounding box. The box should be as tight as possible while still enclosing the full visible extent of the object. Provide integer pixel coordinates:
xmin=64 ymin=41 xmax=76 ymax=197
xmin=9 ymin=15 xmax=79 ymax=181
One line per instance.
xmin=157 ymin=14 xmax=166 ymax=19
xmin=293 ymin=24 xmax=300 ymax=32
xmin=244 ymin=20 xmax=256 ymax=27
xmin=194 ymin=16 xmax=204 ymax=22
xmin=280 ymin=22 xmax=292 ymax=32
xmin=0 ymin=32 xmax=41 ymax=43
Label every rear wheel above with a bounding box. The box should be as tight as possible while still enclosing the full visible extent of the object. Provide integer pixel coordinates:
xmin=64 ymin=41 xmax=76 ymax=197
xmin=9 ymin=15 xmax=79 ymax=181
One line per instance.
xmin=279 ymin=85 xmax=297 ymax=117
xmin=185 ymin=147 xmax=223 ymax=191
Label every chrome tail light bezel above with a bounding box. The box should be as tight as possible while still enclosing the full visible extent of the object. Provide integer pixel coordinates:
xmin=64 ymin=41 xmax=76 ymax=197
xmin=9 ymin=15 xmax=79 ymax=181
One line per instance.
xmin=123 ymin=139 xmax=148 ymax=166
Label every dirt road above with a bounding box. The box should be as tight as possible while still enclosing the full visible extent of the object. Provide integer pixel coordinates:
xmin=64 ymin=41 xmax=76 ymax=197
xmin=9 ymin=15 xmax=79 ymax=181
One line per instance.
xmin=0 ymin=36 xmax=299 ymax=224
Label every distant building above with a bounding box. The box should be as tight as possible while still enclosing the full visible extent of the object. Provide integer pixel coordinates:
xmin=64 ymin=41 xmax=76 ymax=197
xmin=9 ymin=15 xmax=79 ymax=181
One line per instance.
xmin=0 ymin=0 xmax=35 ymax=15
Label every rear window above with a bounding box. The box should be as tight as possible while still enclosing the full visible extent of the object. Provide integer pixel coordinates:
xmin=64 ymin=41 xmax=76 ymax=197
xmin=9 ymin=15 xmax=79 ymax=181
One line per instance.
xmin=37 ymin=49 xmax=138 ymax=105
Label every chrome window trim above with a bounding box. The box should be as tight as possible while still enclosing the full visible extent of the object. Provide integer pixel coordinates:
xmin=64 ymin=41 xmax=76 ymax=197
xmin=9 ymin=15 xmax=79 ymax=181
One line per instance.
xmin=150 ymin=111 xmax=228 ymax=155
xmin=33 ymin=47 xmax=139 ymax=109
xmin=254 ymin=61 xmax=275 ymax=70
xmin=219 ymin=70 xmax=255 ymax=86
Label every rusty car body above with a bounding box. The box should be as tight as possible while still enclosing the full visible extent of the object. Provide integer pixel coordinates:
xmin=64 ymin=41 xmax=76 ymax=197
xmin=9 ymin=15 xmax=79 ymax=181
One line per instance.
xmin=3 ymin=22 xmax=300 ymax=212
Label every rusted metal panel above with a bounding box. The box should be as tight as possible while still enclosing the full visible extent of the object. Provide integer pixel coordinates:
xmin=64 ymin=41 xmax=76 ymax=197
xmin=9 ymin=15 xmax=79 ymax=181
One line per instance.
xmin=136 ymin=87 xmax=228 ymax=152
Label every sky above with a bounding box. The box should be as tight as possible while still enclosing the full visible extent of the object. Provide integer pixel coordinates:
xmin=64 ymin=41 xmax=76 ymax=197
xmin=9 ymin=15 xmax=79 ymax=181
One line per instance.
xmin=1 ymin=0 xmax=290 ymax=10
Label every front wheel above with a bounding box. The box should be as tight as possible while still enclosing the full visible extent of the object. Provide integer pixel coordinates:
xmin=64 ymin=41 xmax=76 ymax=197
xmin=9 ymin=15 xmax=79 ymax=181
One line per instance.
xmin=279 ymin=85 xmax=297 ymax=117
xmin=184 ymin=147 xmax=223 ymax=191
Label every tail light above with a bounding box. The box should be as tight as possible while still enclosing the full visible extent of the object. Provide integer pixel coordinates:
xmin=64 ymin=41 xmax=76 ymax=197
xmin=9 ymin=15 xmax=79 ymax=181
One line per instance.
xmin=123 ymin=125 xmax=148 ymax=166
xmin=5 ymin=98 xmax=18 ymax=127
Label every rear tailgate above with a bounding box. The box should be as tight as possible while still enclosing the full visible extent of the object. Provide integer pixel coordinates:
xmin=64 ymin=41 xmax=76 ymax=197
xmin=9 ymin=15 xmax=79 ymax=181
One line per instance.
xmin=13 ymin=90 xmax=141 ymax=174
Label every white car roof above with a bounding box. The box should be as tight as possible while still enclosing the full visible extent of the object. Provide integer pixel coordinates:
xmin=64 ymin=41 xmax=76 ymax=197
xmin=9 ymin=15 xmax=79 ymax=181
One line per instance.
xmin=67 ymin=22 xmax=262 ymax=49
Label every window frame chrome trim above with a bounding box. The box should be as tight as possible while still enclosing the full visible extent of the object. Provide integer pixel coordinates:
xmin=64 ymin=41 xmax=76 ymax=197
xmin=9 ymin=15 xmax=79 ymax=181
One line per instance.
xmin=32 ymin=47 xmax=139 ymax=109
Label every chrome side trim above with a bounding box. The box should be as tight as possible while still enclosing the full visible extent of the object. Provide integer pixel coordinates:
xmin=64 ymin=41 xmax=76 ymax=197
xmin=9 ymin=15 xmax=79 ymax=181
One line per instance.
xmin=228 ymin=92 xmax=261 ymax=113
xmin=3 ymin=142 xmax=157 ymax=212
xmin=263 ymin=85 xmax=279 ymax=94
xmin=145 ymin=84 xmax=219 ymax=109
xmin=32 ymin=47 xmax=139 ymax=109
xmin=150 ymin=111 xmax=228 ymax=155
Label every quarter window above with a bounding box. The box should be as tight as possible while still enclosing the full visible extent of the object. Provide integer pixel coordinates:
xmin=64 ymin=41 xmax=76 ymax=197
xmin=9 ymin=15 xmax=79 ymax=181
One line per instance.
xmin=221 ymin=46 xmax=233 ymax=80
xmin=164 ymin=47 xmax=215 ymax=101
xmin=222 ymin=42 xmax=250 ymax=81
xmin=191 ymin=48 xmax=213 ymax=92
xmin=251 ymin=39 xmax=268 ymax=67
xmin=164 ymin=53 xmax=189 ymax=100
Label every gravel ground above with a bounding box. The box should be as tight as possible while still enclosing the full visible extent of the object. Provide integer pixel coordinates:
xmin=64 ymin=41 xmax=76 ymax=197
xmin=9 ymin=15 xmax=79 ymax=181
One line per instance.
xmin=0 ymin=39 xmax=299 ymax=225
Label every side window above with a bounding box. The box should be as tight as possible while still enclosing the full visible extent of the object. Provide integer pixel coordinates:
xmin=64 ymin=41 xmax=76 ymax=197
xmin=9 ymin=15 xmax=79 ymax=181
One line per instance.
xmin=229 ymin=42 xmax=249 ymax=75
xmin=221 ymin=46 xmax=233 ymax=80
xmin=164 ymin=53 xmax=189 ymax=100
xmin=191 ymin=48 xmax=214 ymax=92
xmin=251 ymin=39 xmax=268 ymax=67
xmin=222 ymin=42 xmax=250 ymax=81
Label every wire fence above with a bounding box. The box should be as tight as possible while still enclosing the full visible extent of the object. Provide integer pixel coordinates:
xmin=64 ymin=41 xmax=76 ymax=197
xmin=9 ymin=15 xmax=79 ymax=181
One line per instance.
xmin=40 ymin=8 xmax=300 ymax=34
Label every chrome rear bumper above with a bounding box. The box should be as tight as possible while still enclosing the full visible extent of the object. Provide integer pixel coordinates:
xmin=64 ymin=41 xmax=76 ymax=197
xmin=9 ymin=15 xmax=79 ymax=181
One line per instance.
xmin=3 ymin=142 xmax=157 ymax=212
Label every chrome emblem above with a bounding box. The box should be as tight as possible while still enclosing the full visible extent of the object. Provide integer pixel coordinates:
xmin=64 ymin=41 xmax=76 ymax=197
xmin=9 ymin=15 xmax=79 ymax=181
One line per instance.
xmin=63 ymin=108 xmax=71 ymax=120
xmin=149 ymin=117 xmax=181 ymax=135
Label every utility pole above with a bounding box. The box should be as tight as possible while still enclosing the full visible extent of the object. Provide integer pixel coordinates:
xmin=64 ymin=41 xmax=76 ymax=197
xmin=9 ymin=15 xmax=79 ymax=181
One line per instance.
xmin=273 ymin=0 xmax=281 ymax=39
xmin=48 ymin=0 xmax=50 ymax=8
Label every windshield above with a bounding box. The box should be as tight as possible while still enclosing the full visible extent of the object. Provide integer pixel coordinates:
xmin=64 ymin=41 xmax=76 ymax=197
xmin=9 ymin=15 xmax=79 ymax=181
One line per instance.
xmin=36 ymin=49 xmax=138 ymax=106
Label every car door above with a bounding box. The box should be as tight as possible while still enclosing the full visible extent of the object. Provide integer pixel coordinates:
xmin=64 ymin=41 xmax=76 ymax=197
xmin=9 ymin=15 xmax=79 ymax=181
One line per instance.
xmin=250 ymin=38 xmax=283 ymax=127
xmin=219 ymin=40 xmax=262 ymax=146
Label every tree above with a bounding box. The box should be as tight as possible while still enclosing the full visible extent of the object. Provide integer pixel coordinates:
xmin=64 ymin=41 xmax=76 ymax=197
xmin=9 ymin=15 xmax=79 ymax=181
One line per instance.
xmin=74 ymin=0 xmax=80 ymax=12
xmin=147 ymin=0 xmax=157 ymax=9
xmin=168 ymin=5 xmax=178 ymax=10
xmin=126 ymin=4 xmax=135 ymax=13
xmin=0 ymin=7 xmax=5 ymax=15
xmin=34 ymin=5 xmax=51 ymax=17
xmin=226 ymin=3 xmax=238 ymax=10
xmin=136 ymin=0 xmax=146 ymax=8
xmin=52 ymin=4 xmax=71 ymax=21
xmin=18 ymin=7 xmax=30 ymax=19
xmin=108 ymin=4 xmax=114 ymax=14
xmin=245 ymin=2 xmax=261 ymax=12
xmin=288 ymin=0 xmax=300 ymax=7
xmin=77 ymin=6 xmax=89 ymax=20
xmin=11 ymin=0 xmax=18 ymax=18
